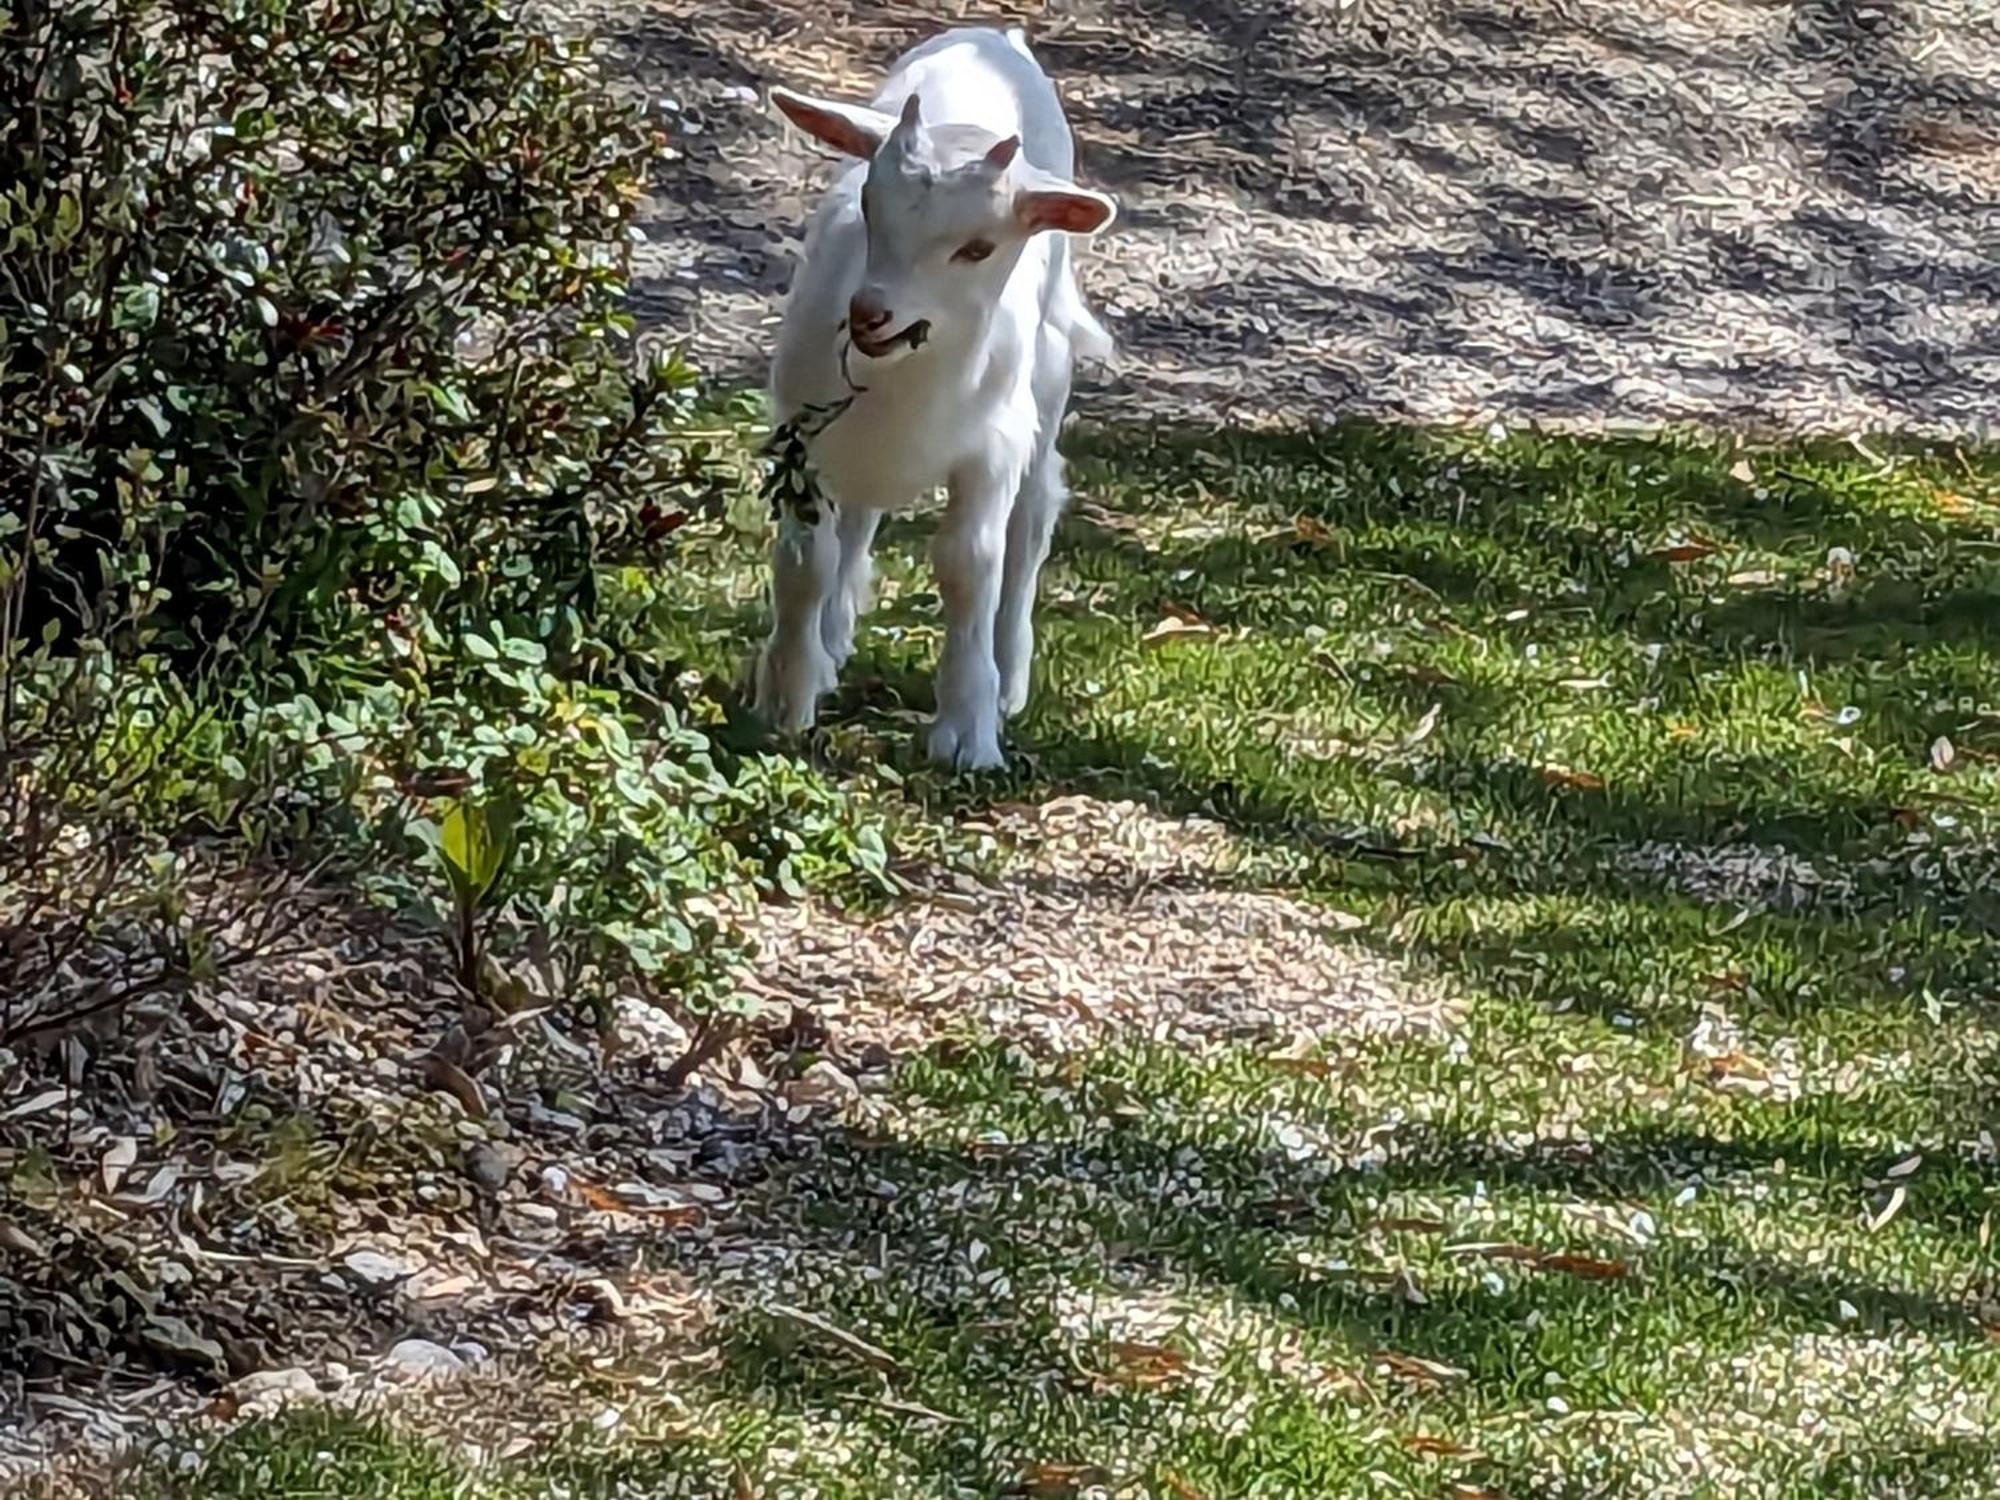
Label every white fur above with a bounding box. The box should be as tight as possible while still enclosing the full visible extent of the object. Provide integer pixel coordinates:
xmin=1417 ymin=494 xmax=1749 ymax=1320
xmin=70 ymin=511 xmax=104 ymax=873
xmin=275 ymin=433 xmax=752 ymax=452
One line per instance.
xmin=752 ymin=26 xmax=1116 ymax=770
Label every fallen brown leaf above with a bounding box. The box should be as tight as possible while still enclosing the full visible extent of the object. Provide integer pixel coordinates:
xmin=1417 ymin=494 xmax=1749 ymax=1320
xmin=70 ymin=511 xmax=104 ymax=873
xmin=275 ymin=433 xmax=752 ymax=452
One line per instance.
xmin=732 ymin=1462 xmax=758 ymax=1500
xmin=1375 ymin=1350 xmax=1467 ymax=1388
xmin=419 ymin=1054 xmax=488 ymax=1119
xmin=1536 ymin=1253 xmax=1630 ymax=1281
xmin=1450 ymin=1486 xmax=1509 ymax=1500
xmin=1161 ymin=1471 xmax=1210 ymax=1500
xmin=1931 ymin=736 xmax=1958 ymax=774
xmin=1263 ymin=1054 xmax=1339 ymax=1079
xmin=1014 ymin=1461 xmax=1112 ymax=1497
xmin=1317 ymin=1363 xmax=1374 ymax=1400
xmin=1142 ymin=611 xmax=1220 ymax=647
xmin=1374 ymin=1216 xmax=1450 ymax=1235
xmin=1447 ymin=1242 xmax=1545 ymax=1264
xmin=1647 ymin=539 xmax=1719 ymax=562
xmin=767 ymin=1302 xmax=903 ymax=1374
xmin=1402 ymin=664 xmax=1459 ymax=686
xmin=1403 ymin=1433 xmax=1483 ymax=1458
xmin=1537 ymin=764 xmax=1605 ymax=792
xmin=1095 ymin=1339 xmax=1190 ymax=1390
xmin=1449 ymin=1243 xmax=1629 ymax=1279
xmin=1293 ymin=514 xmax=1337 ymax=546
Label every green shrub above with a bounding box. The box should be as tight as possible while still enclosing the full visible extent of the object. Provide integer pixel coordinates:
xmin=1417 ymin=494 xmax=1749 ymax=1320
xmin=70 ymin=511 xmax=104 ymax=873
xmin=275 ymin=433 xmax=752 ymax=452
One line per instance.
xmin=0 ymin=0 xmax=894 ymax=1049
xmin=0 ymin=0 xmax=714 ymax=672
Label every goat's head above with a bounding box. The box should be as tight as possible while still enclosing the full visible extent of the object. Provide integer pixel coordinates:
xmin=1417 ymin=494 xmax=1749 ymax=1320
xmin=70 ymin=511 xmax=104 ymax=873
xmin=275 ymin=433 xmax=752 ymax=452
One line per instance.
xmin=770 ymin=86 xmax=1116 ymax=363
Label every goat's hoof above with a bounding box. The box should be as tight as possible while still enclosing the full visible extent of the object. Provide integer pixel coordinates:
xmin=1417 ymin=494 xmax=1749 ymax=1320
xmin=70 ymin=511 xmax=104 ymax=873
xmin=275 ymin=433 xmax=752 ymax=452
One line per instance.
xmin=927 ymin=716 xmax=1006 ymax=772
xmin=752 ymin=647 xmax=833 ymax=734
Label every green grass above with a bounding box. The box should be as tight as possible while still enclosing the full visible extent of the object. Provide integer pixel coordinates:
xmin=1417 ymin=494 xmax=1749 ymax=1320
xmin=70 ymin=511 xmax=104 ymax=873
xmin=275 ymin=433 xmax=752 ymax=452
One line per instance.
xmin=143 ymin=421 xmax=2000 ymax=1498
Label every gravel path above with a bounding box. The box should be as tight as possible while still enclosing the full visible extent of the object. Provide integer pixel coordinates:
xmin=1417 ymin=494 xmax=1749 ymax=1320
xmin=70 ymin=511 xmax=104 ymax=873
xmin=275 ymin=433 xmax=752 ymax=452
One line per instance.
xmin=593 ymin=0 xmax=2000 ymax=439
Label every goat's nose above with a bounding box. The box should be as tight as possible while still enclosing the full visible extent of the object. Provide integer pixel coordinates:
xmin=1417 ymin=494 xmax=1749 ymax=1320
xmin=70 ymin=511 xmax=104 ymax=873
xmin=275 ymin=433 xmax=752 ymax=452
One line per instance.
xmin=847 ymin=291 xmax=891 ymax=333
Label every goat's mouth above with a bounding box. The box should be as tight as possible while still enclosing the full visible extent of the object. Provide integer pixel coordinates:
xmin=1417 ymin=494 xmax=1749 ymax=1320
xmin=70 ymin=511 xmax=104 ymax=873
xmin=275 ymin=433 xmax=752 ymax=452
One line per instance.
xmin=848 ymin=318 xmax=931 ymax=360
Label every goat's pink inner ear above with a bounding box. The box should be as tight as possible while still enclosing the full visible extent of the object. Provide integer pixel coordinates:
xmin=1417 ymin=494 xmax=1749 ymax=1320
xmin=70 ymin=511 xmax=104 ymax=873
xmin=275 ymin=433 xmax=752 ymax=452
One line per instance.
xmin=984 ymin=135 xmax=1021 ymax=170
xmin=772 ymin=88 xmax=885 ymax=159
xmin=1015 ymin=187 xmax=1115 ymax=235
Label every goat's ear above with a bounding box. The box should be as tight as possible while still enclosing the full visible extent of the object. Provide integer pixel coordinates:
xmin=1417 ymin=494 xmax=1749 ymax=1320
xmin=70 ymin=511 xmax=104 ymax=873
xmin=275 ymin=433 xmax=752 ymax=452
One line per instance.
xmin=770 ymin=86 xmax=896 ymax=158
xmin=983 ymin=135 xmax=1022 ymax=171
xmin=1015 ymin=182 xmax=1117 ymax=236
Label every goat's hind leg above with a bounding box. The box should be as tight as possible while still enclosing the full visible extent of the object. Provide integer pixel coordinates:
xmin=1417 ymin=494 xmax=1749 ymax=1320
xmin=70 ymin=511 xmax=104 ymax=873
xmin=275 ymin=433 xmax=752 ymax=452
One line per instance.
xmin=996 ymin=443 xmax=1067 ymax=718
xmin=753 ymin=507 xmax=841 ymax=733
xmin=997 ymin=335 xmax=1076 ymax=718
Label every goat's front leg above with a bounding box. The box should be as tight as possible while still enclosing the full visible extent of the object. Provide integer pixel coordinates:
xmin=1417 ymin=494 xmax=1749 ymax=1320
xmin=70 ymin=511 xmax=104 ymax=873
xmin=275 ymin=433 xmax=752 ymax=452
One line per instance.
xmin=753 ymin=507 xmax=841 ymax=733
xmin=820 ymin=504 xmax=882 ymax=673
xmin=928 ymin=463 xmax=1016 ymax=771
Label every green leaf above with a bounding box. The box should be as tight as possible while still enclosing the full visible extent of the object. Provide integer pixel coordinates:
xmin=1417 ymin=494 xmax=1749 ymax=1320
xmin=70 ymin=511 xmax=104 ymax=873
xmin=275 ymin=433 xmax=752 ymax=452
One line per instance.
xmin=462 ymin=632 xmax=498 ymax=660
xmin=437 ymin=796 xmax=514 ymax=900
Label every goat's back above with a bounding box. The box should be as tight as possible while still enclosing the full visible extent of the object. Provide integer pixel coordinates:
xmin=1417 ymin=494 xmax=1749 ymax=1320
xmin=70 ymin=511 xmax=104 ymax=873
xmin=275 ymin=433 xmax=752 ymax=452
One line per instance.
xmin=869 ymin=27 xmax=1076 ymax=177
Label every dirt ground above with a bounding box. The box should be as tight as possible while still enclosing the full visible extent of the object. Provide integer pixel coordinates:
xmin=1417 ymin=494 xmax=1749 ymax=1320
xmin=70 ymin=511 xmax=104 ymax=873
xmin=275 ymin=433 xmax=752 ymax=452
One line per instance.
xmin=587 ymin=0 xmax=2000 ymax=438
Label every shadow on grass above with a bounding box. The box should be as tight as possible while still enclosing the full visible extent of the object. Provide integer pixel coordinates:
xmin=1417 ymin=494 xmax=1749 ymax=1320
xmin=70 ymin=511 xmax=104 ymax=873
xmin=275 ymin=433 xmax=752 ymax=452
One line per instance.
xmin=668 ymin=1076 xmax=2000 ymax=1495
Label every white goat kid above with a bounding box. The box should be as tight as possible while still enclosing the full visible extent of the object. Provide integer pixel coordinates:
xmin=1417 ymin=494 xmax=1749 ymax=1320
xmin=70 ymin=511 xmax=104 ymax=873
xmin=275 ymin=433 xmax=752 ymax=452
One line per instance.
xmin=754 ymin=26 xmax=1116 ymax=771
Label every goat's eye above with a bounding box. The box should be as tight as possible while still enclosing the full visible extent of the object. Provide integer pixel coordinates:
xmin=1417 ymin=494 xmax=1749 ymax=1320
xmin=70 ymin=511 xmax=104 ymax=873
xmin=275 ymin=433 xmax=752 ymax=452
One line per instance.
xmin=953 ymin=239 xmax=995 ymax=263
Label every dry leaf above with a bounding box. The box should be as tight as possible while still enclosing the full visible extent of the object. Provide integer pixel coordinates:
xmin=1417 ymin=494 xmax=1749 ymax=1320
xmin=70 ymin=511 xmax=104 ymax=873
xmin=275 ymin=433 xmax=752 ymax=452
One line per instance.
xmin=1403 ymin=1434 xmax=1482 ymax=1458
xmin=1729 ymin=458 xmax=1756 ymax=483
xmin=732 ymin=1462 xmax=758 ymax=1500
xmin=1647 ymin=539 xmax=1719 ymax=562
xmin=1403 ymin=664 xmax=1459 ymax=686
xmin=1450 ymin=1487 xmax=1509 ymax=1500
xmin=1449 ymin=1243 xmax=1628 ymax=1279
xmin=1015 ymin=1461 xmax=1112 ymax=1497
xmin=0 ymin=1221 xmax=48 ymax=1258
xmin=1161 ymin=1471 xmax=1210 ymax=1500
xmin=1930 ymin=736 xmax=1957 ymax=774
xmin=1447 ymin=1242 xmax=1544 ymax=1264
xmin=99 ymin=1137 xmax=138 ymax=1196
xmin=767 ymin=1303 xmax=903 ymax=1374
xmin=1142 ymin=612 xmax=1219 ymax=647
xmin=420 ymin=1054 xmax=488 ymax=1118
xmin=1697 ymin=1051 xmax=1770 ymax=1084
xmin=121 ymin=1163 xmax=181 ymax=1206
xmin=1263 ymin=1054 xmax=1339 ymax=1079
xmin=1376 ymin=1350 xmax=1467 ymax=1387
xmin=1726 ymin=569 xmax=1780 ymax=587
xmin=1094 ymin=1339 xmax=1189 ymax=1389
xmin=1293 ymin=514 xmax=1337 ymax=546
xmin=3 ymin=1088 xmax=67 ymax=1121
xmin=1317 ymin=1363 xmax=1373 ymax=1399
xmin=1536 ymin=1253 xmax=1630 ymax=1281
xmin=1405 ymin=703 xmax=1442 ymax=746
xmin=1537 ymin=765 xmax=1605 ymax=792
xmin=1885 ymin=1154 xmax=1923 ymax=1179
xmin=1867 ymin=1184 xmax=1908 ymax=1233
